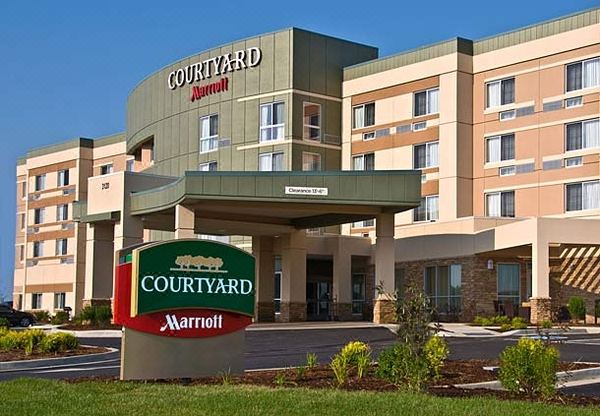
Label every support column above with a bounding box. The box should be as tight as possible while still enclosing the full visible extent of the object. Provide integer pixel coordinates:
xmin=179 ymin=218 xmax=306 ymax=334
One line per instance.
xmin=280 ymin=230 xmax=307 ymax=322
xmin=83 ymin=223 xmax=115 ymax=305
xmin=373 ymin=213 xmax=396 ymax=324
xmin=114 ymin=215 xmax=144 ymax=252
xmin=530 ymin=239 xmax=552 ymax=324
xmin=175 ymin=204 xmax=195 ymax=239
xmin=333 ymin=239 xmax=353 ymax=321
xmin=252 ymin=236 xmax=275 ymax=322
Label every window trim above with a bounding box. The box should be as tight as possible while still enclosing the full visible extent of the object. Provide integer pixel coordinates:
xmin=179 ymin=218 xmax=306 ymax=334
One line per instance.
xmin=199 ymin=113 xmax=219 ymax=154
xmin=31 ymin=293 xmax=43 ymax=310
xmin=486 ymin=134 xmax=515 ymax=163
xmin=413 ymin=87 xmax=439 ymax=117
xmin=57 ymin=169 xmax=69 ymax=187
xmin=33 ymin=241 xmax=44 ymax=258
xmin=362 ymin=131 xmax=375 ymax=141
xmin=352 ymin=153 xmax=375 ymax=171
xmin=413 ymin=140 xmax=439 ymax=169
xmin=413 ymin=194 xmax=439 ymax=223
xmin=485 ymin=190 xmax=515 ymax=218
xmin=565 ymin=118 xmax=600 ymax=152
xmin=486 ymin=77 xmax=515 ymax=109
xmin=565 ymin=180 xmax=600 ymax=212
xmin=352 ymin=102 xmax=375 ymax=129
xmin=258 ymin=151 xmax=284 ymax=172
xmin=496 ymin=262 xmax=521 ymax=305
xmin=259 ymin=102 xmax=285 ymax=142
xmin=34 ymin=174 xmax=46 ymax=192
xmin=55 ymin=238 xmax=68 ymax=256
xmin=99 ymin=164 xmax=114 ymax=175
xmin=565 ymin=57 xmax=600 ymax=93
xmin=302 ymin=102 xmax=321 ymax=141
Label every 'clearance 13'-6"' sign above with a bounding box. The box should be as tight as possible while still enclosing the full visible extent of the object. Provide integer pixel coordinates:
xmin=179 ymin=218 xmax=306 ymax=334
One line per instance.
xmin=166 ymin=47 xmax=262 ymax=102
xmin=114 ymin=239 xmax=256 ymax=338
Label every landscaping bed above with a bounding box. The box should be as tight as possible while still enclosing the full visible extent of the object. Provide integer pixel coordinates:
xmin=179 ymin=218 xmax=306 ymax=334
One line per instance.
xmin=0 ymin=345 xmax=108 ymax=362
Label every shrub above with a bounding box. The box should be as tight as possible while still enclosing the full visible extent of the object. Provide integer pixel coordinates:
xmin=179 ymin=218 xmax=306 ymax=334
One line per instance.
xmin=295 ymin=365 xmax=306 ymax=380
xmin=274 ymin=373 xmax=286 ymax=387
xmin=493 ymin=315 xmax=510 ymax=325
xmin=567 ymin=297 xmax=586 ymax=322
xmin=511 ymin=317 xmax=527 ymax=330
xmin=50 ymin=311 xmax=70 ymax=325
xmin=499 ymin=323 xmax=512 ymax=332
xmin=356 ymin=353 xmax=371 ymax=379
xmin=306 ymin=352 xmax=318 ymax=369
xmin=77 ymin=305 xmax=113 ymax=326
xmin=330 ymin=354 xmax=349 ymax=386
xmin=423 ymin=336 xmax=449 ymax=379
xmin=31 ymin=310 xmax=50 ymax=323
xmin=0 ymin=317 xmax=10 ymax=329
xmin=376 ymin=344 xmax=430 ymax=391
xmin=473 ymin=316 xmax=492 ymax=326
xmin=0 ymin=331 xmax=27 ymax=351
xmin=499 ymin=338 xmax=559 ymax=398
xmin=339 ymin=341 xmax=371 ymax=367
xmin=39 ymin=332 xmax=80 ymax=353
xmin=540 ymin=320 xmax=553 ymax=329
xmin=394 ymin=285 xmax=433 ymax=354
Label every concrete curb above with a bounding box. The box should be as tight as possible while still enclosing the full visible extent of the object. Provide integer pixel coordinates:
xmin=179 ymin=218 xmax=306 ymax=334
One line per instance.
xmin=0 ymin=347 xmax=118 ymax=372
xmin=56 ymin=329 xmax=123 ymax=338
xmin=455 ymin=365 xmax=600 ymax=390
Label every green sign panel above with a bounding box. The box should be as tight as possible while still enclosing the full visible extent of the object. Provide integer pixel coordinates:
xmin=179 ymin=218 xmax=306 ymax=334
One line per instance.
xmin=131 ymin=239 xmax=255 ymax=317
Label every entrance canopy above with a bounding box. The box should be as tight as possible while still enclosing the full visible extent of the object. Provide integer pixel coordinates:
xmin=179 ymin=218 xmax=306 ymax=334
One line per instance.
xmin=128 ymin=171 xmax=421 ymax=236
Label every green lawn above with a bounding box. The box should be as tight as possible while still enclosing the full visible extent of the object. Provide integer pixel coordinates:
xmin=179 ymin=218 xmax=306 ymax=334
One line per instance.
xmin=1 ymin=378 xmax=598 ymax=416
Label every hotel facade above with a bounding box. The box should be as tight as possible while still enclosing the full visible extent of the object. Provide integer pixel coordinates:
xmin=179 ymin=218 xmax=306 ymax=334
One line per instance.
xmin=12 ymin=8 xmax=600 ymax=324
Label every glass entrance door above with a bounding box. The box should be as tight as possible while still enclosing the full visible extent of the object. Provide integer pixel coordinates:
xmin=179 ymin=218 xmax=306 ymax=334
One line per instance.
xmin=306 ymin=281 xmax=331 ymax=320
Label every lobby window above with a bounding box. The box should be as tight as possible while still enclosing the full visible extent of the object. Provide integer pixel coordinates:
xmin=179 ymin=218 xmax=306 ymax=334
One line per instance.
xmin=352 ymin=102 xmax=375 ymax=129
xmin=486 ymin=134 xmax=515 ymax=163
xmin=57 ymin=169 xmax=69 ymax=187
xmin=260 ymin=102 xmax=285 ymax=142
xmin=54 ymin=292 xmax=66 ymax=310
xmin=351 ymin=274 xmax=366 ymax=315
xmin=274 ymin=257 xmax=282 ymax=314
xmin=486 ymin=77 xmax=514 ymax=108
xmin=497 ymin=263 xmax=520 ymax=306
xmin=566 ymin=180 xmax=600 ymax=212
xmin=414 ymin=195 xmax=439 ymax=222
xmin=303 ymin=102 xmax=321 ymax=141
xmin=55 ymin=238 xmax=68 ymax=256
xmin=199 ymin=161 xmax=217 ymax=171
xmin=34 ymin=207 xmax=45 ymax=225
xmin=425 ymin=264 xmax=462 ymax=314
xmin=200 ymin=114 xmax=219 ymax=153
xmin=565 ymin=119 xmax=599 ymax=151
xmin=31 ymin=293 xmax=42 ymax=310
xmin=566 ymin=57 xmax=599 ymax=92
xmin=56 ymin=204 xmax=68 ymax=221
xmin=302 ymin=152 xmax=322 ymax=171
xmin=34 ymin=174 xmax=46 ymax=191
xmin=413 ymin=141 xmax=439 ymax=169
xmin=100 ymin=164 xmax=113 ymax=175
xmin=413 ymin=87 xmax=439 ymax=117
xmin=259 ymin=152 xmax=284 ymax=172
xmin=33 ymin=241 xmax=44 ymax=258
xmin=353 ymin=153 xmax=374 ymax=171
xmin=486 ymin=191 xmax=515 ymax=217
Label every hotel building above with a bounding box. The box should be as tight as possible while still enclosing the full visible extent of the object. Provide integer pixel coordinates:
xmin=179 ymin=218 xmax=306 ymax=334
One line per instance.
xmin=12 ymin=7 xmax=600 ymax=324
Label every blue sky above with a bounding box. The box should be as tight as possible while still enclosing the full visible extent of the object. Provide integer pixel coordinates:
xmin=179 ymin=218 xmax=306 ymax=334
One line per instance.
xmin=0 ymin=0 xmax=598 ymax=301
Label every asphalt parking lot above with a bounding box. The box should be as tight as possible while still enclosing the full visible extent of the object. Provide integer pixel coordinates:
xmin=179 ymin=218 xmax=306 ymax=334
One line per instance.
xmin=1 ymin=327 xmax=599 ymax=397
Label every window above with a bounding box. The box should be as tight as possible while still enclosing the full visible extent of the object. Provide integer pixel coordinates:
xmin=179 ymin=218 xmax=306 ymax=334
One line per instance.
xmin=303 ymin=103 xmax=321 ymax=141
xmin=260 ymin=102 xmax=285 ymax=142
xmin=425 ymin=264 xmax=462 ymax=314
xmin=412 ymin=121 xmax=427 ymax=131
xmin=274 ymin=257 xmax=282 ymax=314
xmin=57 ymin=169 xmax=69 ymax=187
xmin=56 ymin=238 xmax=68 ymax=256
xmin=31 ymin=293 xmax=42 ymax=310
xmin=19 ymin=245 xmax=24 ymax=262
xmin=200 ymin=114 xmax=219 ymax=153
xmin=413 ymin=87 xmax=439 ymax=117
xmin=126 ymin=159 xmax=135 ymax=172
xmin=565 ymin=156 xmax=582 ymax=168
xmin=497 ymin=263 xmax=520 ymax=306
xmin=100 ymin=164 xmax=113 ymax=175
xmin=565 ymin=96 xmax=583 ymax=108
xmin=19 ymin=213 xmax=25 ymax=230
xmin=566 ymin=57 xmax=600 ymax=92
xmin=258 ymin=152 xmax=283 ymax=171
xmin=54 ymin=292 xmax=66 ymax=310
xmin=499 ymin=109 xmax=516 ymax=121
xmin=352 ymin=219 xmax=374 ymax=228
xmin=413 ymin=195 xmax=439 ymax=222
xmin=499 ymin=166 xmax=516 ymax=176
xmin=486 ymin=191 xmax=515 ymax=217
xmin=566 ymin=181 xmax=600 ymax=211
xmin=413 ymin=141 xmax=439 ymax=169
xmin=21 ymin=182 xmax=26 ymax=198
xmin=394 ymin=267 xmax=405 ymax=299
xmin=565 ymin=119 xmax=599 ymax=151
xmin=351 ymin=274 xmax=365 ymax=315
xmin=199 ymin=161 xmax=217 ymax=171
xmin=362 ymin=131 xmax=375 ymax=141
xmin=352 ymin=102 xmax=375 ymax=129
xmin=486 ymin=78 xmax=515 ymax=108
xmin=33 ymin=241 xmax=43 ymax=258
xmin=302 ymin=152 xmax=321 ymax=171
xmin=34 ymin=208 xmax=45 ymax=224
xmin=486 ymin=134 xmax=515 ymax=163
xmin=56 ymin=204 xmax=68 ymax=221
xmin=353 ymin=153 xmax=374 ymax=171
xmin=34 ymin=174 xmax=46 ymax=191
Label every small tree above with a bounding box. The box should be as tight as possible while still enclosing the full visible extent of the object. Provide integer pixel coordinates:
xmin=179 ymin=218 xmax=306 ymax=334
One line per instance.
xmin=567 ymin=296 xmax=586 ymax=323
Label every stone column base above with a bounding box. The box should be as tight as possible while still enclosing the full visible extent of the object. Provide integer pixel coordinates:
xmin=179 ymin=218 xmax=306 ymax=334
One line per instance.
xmin=334 ymin=303 xmax=353 ymax=321
xmin=279 ymin=302 xmax=306 ymax=322
xmin=530 ymin=297 xmax=552 ymax=324
xmin=82 ymin=298 xmax=112 ymax=308
xmin=255 ymin=302 xmax=275 ymax=322
xmin=373 ymin=298 xmax=396 ymax=324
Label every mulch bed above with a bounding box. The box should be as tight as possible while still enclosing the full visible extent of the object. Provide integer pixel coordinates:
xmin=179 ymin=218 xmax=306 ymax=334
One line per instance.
xmin=0 ymin=346 xmax=109 ymax=362
xmin=65 ymin=360 xmax=600 ymax=407
xmin=59 ymin=323 xmax=121 ymax=331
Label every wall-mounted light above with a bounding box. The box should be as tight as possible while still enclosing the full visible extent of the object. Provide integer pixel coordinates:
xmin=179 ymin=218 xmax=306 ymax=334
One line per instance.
xmin=487 ymin=259 xmax=494 ymax=270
